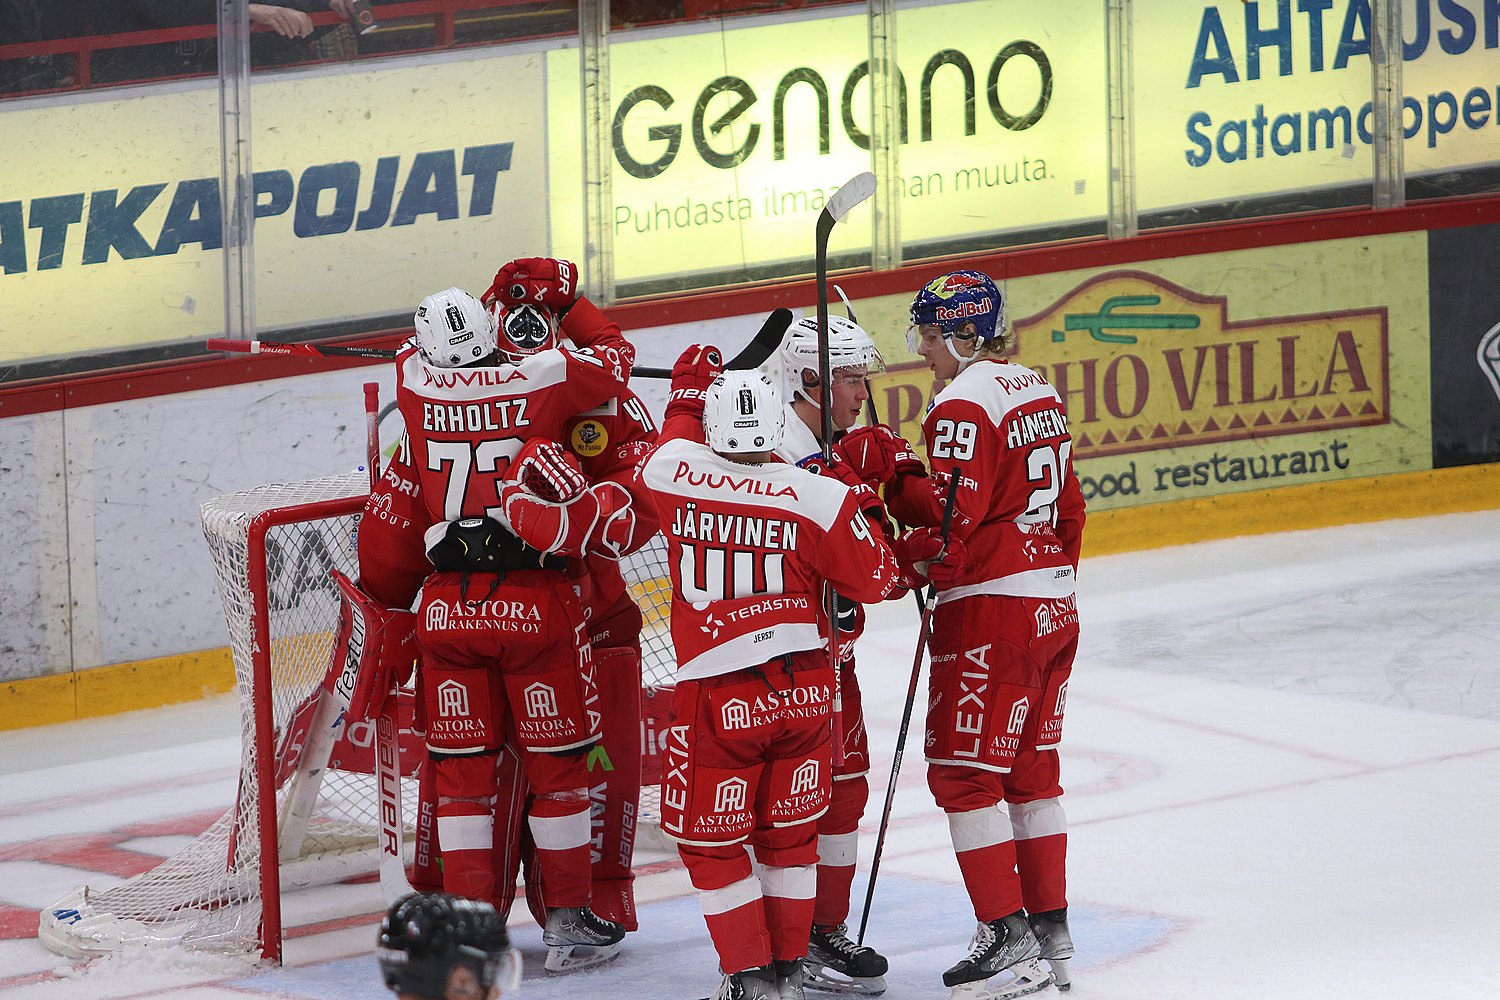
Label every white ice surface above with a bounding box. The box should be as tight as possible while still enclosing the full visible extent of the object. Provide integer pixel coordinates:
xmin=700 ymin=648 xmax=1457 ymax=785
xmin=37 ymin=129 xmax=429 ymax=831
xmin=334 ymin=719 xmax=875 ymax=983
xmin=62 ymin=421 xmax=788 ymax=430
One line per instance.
xmin=1 ymin=511 xmax=1498 ymax=999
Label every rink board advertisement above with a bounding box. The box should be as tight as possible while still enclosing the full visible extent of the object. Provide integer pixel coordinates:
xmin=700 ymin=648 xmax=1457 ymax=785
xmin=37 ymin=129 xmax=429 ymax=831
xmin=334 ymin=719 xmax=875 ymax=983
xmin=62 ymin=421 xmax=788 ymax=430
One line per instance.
xmin=1132 ymin=0 xmax=1500 ymax=211
xmin=1427 ymin=222 xmax=1500 ymax=468
xmin=864 ymin=232 xmax=1432 ymax=512
xmin=545 ymin=0 xmax=1110 ymax=282
xmin=0 ymin=47 xmax=548 ymax=364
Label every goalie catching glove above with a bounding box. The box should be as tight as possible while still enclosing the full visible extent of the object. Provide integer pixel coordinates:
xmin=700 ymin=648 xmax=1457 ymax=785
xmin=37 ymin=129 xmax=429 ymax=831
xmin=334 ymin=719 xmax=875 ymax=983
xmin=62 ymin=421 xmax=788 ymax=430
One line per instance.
xmin=894 ymin=527 xmax=968 ymax=590
xmin=330 ymin=570 xmax=417 ymax=722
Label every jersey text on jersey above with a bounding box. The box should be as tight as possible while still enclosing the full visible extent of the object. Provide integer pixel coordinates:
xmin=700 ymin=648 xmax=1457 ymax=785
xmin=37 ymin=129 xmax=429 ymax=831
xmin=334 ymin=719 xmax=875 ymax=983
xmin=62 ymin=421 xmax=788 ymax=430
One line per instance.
xmin=422 ymin=398 xmax=530 ymax=434
xmin=670 ymin=503 xmax=799 ymax=550
xmin=672 ymin=461 xmax=799 ymax=499
xmin=1005 ymin=407 xmax=1069 ymax=449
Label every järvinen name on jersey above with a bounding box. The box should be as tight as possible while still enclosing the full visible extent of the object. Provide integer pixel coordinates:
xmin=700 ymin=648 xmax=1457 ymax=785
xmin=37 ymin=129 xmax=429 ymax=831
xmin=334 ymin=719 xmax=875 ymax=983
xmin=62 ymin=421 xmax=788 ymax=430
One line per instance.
xmin=670 ymin=501 xmax=799 ymax=550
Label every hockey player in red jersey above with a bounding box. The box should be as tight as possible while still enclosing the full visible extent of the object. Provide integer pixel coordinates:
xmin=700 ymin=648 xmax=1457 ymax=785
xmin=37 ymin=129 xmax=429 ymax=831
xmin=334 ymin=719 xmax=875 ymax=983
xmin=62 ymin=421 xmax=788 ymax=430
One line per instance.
xmin=773 ymin=316 xmax=907 ymax=995
xmin=637 ymin=344 xmax=913 ymax=1000
xmin=355 ymin=263 xmax=636 ymax=972
xmin=838 ymin=271 xmax=1085 ymax=998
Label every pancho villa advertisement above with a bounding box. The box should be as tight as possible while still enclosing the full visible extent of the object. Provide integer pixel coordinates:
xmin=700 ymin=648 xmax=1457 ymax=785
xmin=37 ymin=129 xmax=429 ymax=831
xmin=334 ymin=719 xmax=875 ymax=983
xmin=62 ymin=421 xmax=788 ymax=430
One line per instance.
xmin=860 ymin=231 xmax=1431 ymax=512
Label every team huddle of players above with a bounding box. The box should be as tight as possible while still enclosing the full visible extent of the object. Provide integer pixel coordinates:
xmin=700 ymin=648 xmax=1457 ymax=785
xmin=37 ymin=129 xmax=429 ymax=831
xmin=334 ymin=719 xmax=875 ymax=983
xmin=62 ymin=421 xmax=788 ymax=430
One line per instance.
xmin=354 ymin=258 xmax=1084 ymax=1000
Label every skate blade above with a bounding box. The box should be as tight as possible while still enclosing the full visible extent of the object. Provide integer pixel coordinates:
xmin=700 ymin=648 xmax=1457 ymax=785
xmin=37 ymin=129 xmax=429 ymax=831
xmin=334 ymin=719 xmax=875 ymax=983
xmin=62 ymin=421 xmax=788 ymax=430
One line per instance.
xmin=545 ymin=941 xmax=622 ymax=973
xmin=803 ymin=962 xmax=888 ymax=996
xmin=1046 ymin=957 xmax=1071 ymax=992
xmin=949 ymin=958 xmax=1053 ymax=1000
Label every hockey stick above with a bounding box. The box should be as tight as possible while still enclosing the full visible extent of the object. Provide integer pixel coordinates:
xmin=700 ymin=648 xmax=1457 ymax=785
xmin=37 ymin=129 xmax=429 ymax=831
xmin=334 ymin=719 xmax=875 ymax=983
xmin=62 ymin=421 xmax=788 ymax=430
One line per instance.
xmin=361 ymin=381 xmax=417 ymax=902
xmin=814 ymin=172 xmax=877 ymax=767
xmin=206 ymin=310 xmax=793 ymax=379
xmin=855 ymin=469 xmax=960 ymax=946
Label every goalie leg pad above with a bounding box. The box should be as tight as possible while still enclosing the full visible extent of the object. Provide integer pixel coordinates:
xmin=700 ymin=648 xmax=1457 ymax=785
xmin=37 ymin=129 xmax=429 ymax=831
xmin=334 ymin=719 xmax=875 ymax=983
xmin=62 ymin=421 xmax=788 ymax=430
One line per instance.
xmin=583 ymin=644 xmax=643 ymax=930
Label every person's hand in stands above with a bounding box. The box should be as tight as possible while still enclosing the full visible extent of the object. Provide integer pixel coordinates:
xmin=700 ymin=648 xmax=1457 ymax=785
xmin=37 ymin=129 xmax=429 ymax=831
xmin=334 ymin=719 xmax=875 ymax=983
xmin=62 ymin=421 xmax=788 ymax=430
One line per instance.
xmin=249 ymin=4 xmax=314 ymax=37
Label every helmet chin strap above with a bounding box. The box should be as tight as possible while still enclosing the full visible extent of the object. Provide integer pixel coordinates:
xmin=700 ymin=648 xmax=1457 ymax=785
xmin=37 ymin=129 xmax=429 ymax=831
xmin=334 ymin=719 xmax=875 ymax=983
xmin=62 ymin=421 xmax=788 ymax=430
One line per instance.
xmin=943 ymin=330 xmax=981 ymax=370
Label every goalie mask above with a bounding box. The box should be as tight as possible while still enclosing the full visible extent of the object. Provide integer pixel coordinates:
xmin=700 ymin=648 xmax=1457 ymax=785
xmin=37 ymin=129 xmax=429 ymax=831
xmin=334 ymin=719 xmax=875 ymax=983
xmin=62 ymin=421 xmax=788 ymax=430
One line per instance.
xmin=376 ymin=893 xmax=520 ymax=998
xmin=906 ymin=270 xmax=1005 ymax=366
xmin=704 ymin=368 xmax=785 ymax=455
xmin=414 ymin=288 xmax=497 ymax=368
xmin=781 ymin=315 xmax=885 ymax=404
xmin=494 ymin=302 xmax=559 ymax=363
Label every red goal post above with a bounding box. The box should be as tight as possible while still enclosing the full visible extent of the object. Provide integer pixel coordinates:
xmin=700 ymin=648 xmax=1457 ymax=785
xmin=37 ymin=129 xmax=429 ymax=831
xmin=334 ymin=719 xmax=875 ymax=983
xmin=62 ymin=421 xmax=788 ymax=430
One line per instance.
xmin=38 ymin=473 xmax=676 ymax=963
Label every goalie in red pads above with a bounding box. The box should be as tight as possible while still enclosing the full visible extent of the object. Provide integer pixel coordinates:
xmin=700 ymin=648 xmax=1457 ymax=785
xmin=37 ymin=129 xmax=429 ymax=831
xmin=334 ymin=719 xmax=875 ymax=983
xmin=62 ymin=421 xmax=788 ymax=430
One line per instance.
xmin=355 ymin=262 xmax=640 ymax=972
xmin=637 ymin=346 xmax=905 ymax=1000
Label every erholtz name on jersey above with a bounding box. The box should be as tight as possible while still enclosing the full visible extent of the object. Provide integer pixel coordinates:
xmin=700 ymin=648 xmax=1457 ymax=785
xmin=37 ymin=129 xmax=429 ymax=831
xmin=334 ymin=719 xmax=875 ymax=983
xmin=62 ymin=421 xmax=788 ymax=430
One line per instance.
xmin=670 ymin=501 xmax=799 ymax=550
xmin=422 ymin=398 xmax=530 ymax=433
xmin=1006 ymin=406 xmax=1069 ymax=449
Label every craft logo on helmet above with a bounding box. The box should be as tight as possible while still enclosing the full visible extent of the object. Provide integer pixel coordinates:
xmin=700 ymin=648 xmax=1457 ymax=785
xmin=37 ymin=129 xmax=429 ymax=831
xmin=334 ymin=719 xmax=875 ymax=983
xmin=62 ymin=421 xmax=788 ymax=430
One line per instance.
xmin=712 ymin=776 xmax=749 ymax=814
xmin=1008 ymin=270 xmax=1389 ymax=461
xmin=788 ymin=758 xmax=820 ymax=797
xmin=437 ymin=679 xmax=470 ymax=718
xmin=524 ymin=682 xmax=560 ymax=719
xmin=1006 ymin=696 xmax=1031 ymax=736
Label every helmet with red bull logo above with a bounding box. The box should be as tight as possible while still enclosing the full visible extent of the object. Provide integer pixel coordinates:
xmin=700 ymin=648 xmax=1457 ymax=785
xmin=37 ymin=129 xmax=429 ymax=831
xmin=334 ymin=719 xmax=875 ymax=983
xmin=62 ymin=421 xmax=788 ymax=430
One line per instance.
xmin=906 ymin=270 xmax=1005 ymax=364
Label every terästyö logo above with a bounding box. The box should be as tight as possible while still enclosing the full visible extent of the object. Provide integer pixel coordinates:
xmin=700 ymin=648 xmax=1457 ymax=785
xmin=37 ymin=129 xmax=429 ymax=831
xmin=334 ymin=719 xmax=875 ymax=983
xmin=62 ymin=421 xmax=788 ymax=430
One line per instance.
xmin=1010 ymin=271 xmax=1390 ymax=458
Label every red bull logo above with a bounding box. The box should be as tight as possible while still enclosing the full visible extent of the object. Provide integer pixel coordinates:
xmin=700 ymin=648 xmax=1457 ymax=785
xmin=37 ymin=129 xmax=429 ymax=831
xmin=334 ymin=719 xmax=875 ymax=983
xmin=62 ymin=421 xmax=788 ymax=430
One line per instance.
xmin=926 ymin=272 xmax=987 ymax=298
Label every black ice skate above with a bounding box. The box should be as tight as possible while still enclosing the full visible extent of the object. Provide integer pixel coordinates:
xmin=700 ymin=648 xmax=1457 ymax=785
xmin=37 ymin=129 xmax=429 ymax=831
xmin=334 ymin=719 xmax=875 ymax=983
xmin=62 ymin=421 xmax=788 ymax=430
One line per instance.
xmin=942 ymin=912 xmax=1052 ymax=1000
xmin=541 ymin=905 xmax=625 ymax=973
xmin=705 ymin=963 xmax=782 ymax=1000
xmin=1028 ymin=908 xmax=1074 ymax=992
xmin=775 ymin=958 xmax=806 ymax=1000
xmin=804 ymin=924 xmax=889 ymax=995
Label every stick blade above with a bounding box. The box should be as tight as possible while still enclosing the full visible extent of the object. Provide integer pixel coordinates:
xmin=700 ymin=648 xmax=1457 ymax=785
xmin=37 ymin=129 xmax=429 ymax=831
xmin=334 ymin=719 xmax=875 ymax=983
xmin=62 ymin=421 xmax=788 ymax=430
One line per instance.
xmin=826 ymin=171 xmax=876 ymax=223
xmin=728 ymin=307 xmax=794 ymax=370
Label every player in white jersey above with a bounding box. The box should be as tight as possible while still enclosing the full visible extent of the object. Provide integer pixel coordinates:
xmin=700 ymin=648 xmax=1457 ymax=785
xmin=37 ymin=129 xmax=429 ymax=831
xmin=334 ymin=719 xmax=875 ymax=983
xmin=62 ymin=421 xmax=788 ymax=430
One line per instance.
xmin=638 ymin=344 xmax=924 ymax=1000
xmin=773 ymin=315 xmax=918 ymax=994
xmin=838 ymin=271 xmax=1085 ymax=999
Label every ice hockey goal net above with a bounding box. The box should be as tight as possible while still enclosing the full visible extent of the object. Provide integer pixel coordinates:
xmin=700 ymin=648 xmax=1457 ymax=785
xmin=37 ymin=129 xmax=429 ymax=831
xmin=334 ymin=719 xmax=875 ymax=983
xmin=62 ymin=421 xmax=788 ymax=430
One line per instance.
xmin=38 ymin=473 xmax=676 ymax=963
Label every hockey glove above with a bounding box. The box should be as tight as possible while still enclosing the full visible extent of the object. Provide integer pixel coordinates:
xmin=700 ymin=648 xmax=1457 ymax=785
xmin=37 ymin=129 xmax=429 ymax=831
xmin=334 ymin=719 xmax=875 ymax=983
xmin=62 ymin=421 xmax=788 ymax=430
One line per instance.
xmin=666 ymin=344 xmax=723 ymax=422
xmin=584 ymin=480 xmax=648 ymax=559
xmin=500 ymin=482 xmax=602 ymax=557
xmin=485 ymin=257 xmax=580 ymax=313
xmin=823 ymin=456 xmax=891 ymax=533
xmin=510 ymin=439 xmax=589 ymax=503
xmin=833 ymin=424 xmax=924 ymax=486
xmin=894 ymin=528 xmax=968 ymax=590
xmin=330 ymin=570 xmax=417 ymax=722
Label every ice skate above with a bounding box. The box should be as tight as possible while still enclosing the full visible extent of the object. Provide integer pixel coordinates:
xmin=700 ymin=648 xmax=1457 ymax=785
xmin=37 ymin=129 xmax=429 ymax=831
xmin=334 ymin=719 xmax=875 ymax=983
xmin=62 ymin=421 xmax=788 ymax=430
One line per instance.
xmin=943 ymin=913 xmax=1052 ymax=1000
xmin=804 ymin=924 xmax=888 ymax=995
xmin=1028 ymin=908 xmax=1073 ymax=992
xmin=541 ymin=905 xmax=625 ymax=973
xmin=703 ymin=963 xmax=782 ymax=1000
xmin=775 ymin=957 xmax=807 ymax=1000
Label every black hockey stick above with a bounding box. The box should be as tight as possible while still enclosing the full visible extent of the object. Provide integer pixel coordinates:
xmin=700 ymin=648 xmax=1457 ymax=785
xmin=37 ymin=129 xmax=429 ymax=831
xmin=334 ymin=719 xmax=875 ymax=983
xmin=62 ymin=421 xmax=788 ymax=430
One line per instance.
xmin=206 ymin=309 xmax=792 ymax=379
xmin=856 ymin=469 xmax=961 ymax=946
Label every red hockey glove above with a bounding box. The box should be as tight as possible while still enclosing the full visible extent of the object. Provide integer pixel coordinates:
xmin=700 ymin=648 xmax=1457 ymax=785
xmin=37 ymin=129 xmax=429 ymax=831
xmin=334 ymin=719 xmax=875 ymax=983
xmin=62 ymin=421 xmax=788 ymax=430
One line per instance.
xmin=894 ymin=528 xmax=968 ymax=590
xmin=509 ymin=439 xmax=588 ymax=503
xmin=331 ymin=570 xmax=417 ymax=722
xmin=833 ymin=425 xmax=926 ymax=486
xmin=666 ymin=344 xmax=723 ymax=422
xmin=835 ymin=468 xmax=890 ymax=533
xmin=584 ymin=480 xmax=650 ymax=559
xmin=500 ymin=483 xmax=602 ymax=557
xmin=484 ymin=257 xmax=580 ymax=313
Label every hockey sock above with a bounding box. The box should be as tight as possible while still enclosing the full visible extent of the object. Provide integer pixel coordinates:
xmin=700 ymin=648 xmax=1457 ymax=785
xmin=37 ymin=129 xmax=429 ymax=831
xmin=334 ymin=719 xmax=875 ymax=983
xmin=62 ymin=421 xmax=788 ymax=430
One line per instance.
xmin=947 ymin=805 xmax=1024 ymax=921
xmin=760 ymin=863 xmax=817 ymax=962
xmin=1009 ymin=799 xmax=1068 ymax=913
xmin=812 ymin=830 xmax=858 ymax=928
xmin=528 ymin=790 xmax=592 ymax=908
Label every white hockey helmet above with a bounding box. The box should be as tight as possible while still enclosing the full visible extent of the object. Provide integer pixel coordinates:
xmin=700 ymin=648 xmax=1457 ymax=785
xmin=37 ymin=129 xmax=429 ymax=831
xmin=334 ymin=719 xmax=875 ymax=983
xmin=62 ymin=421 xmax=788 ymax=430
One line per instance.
xmin=704 ymin=368 xmax=785 ymax=455
xmin=414 ymin=287 xmax=497 ymax=368
xmin=781 ymin=314 xmax=885 ymax=403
